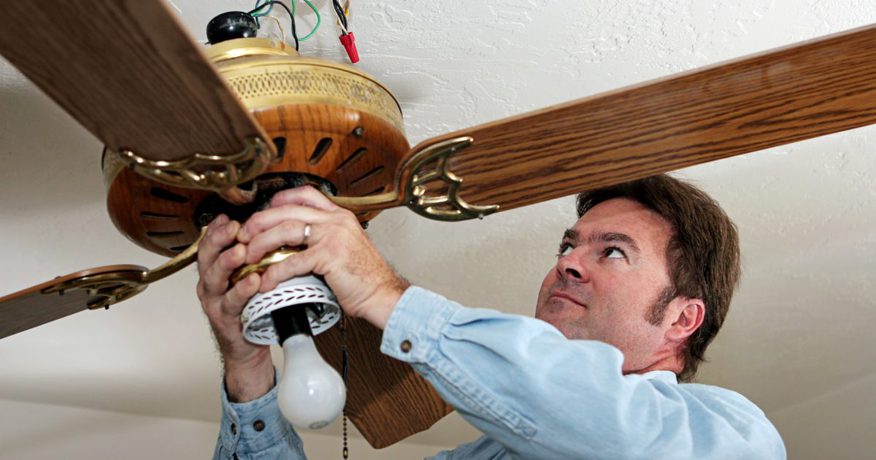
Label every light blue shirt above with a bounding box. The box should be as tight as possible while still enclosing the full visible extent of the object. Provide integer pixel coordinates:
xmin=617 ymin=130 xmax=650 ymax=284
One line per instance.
xmin=215 ymin=287 xmax=786 ymax=459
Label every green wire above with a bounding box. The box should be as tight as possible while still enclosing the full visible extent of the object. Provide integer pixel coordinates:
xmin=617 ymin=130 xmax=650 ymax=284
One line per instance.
xmin=298 ymin=0 xmax=321 ymax=41
xmin=250 ymin=1 xmax=320 ymax=42
xmin=251 ymin=0 xmax=273 ymax=17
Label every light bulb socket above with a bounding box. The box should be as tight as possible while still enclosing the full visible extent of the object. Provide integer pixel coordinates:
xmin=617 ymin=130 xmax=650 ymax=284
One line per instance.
xmin=271 ymin=305 xmax=316 ymax=343
xmin=240 ymin=275 xmax=340 ymax=345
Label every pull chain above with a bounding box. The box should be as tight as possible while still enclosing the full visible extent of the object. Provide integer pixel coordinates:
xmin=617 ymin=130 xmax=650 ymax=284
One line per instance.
xmin=341 ymin=313 xmax=350 ymax=459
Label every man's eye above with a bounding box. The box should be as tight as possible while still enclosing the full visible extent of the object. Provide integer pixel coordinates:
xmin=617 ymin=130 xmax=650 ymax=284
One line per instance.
xmin=604 ymin=247 xmax=626 ymax=259
xmin=557 ymin=243 xmax=573 ymax=257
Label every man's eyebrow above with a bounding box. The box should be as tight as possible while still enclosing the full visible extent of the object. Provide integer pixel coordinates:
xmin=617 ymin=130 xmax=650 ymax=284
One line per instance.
xmin=591 ymin=232 xmax=641 ymax=253
xmin=563 ymin=228 xmax=578 ymax=242
xmin=562 ymin=229 xmax=640 ymax=253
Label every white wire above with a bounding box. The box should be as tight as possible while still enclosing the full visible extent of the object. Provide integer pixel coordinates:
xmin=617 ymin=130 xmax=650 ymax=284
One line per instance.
xmin=261 ymin=14 xmax=286 ymax=44
xmin=335 ymin=0 xmax=350 ymax=34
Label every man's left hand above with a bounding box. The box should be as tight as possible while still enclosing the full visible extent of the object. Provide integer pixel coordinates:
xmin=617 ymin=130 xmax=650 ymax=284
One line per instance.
xmin=237 ymin=186 xmax=409 ymax=330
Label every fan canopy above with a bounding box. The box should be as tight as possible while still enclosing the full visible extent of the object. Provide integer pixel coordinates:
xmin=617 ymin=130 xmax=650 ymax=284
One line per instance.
xmin=104 ymin=38 xmax=410 ymax=256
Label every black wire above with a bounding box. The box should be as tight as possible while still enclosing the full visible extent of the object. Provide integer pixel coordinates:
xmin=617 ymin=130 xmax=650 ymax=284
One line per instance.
xmin=247 ymin=1 xmax=299 ymax=50
xmin=332 ymin=0 xmax=348 ymax=31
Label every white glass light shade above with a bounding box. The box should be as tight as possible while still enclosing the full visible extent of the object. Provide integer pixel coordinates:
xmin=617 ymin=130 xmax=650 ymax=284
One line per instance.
xmin=277 ymin=333 xmax=347 ymax=430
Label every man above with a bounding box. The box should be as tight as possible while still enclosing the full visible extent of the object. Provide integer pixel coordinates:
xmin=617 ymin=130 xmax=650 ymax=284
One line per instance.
xmin=198 ymin=174 xmax=786 ymax=459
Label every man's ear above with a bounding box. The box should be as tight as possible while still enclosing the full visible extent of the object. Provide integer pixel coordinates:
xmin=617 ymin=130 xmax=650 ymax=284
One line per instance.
xmin=665 ymin=297 xmax=705 ymax=343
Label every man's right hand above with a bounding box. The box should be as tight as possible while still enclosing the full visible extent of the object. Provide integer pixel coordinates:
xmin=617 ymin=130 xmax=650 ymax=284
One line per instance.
xmin=197 ymin=214 xmax=274 ymax=403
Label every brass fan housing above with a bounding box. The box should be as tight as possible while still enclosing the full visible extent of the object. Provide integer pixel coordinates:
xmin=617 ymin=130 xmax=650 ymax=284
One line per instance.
xmin=104 ymin=38 xmax=410 ymax=256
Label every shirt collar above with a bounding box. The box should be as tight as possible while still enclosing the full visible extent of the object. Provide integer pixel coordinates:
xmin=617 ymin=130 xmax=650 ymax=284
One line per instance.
xmin=642 ymin=369 xmax=679 ymax=385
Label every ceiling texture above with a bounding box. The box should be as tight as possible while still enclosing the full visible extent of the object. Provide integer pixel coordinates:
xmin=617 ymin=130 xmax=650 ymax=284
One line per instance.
xmin=1 ymin=0 xmax=875 ymax=458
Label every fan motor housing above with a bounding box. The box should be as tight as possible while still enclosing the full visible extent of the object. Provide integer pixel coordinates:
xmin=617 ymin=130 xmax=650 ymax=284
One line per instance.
xmin=103 ymin=38 xmax=409 ymax=256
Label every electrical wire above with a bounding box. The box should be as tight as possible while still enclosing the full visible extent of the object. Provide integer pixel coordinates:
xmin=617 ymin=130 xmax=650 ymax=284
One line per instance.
xmin=260 ymin=14 xmax=286 ymax=44
xmin=298 ymin=0 xmax=321 ymax=41
xmin=247 ymin=1 xmax=299 ymax=50
xmin=250 ymin=0 xmax=272 ymax=27
xmin=252 ymin=0 xmax=273 ymax=16
xmin=332 ymin=0 xmax=348 ymax=33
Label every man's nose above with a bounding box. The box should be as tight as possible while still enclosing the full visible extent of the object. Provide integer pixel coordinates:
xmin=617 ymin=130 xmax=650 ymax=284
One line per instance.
xmin=557 ymin=252 xmax=589 ymax=282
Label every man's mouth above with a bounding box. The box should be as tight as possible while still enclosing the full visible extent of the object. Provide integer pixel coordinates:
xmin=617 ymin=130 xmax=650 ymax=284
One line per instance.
xmin=550 ymin=291 xmax=587 ymax=307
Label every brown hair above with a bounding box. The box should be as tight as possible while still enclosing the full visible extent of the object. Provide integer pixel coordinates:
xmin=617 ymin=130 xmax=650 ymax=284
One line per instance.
xmin=576 ymin=175 xmax=740 ymax=381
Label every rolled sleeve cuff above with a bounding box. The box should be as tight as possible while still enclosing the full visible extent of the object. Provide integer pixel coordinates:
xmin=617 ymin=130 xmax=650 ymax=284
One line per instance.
xmin=219 ymin=370 xmax=301 ymax=455
xmin=380 ymin=286 xmax=460 ymax=363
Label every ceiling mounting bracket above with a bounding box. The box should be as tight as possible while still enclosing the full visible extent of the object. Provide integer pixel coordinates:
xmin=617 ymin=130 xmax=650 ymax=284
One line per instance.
xmin=331 ymin=137 xmax=500 ymax=221
xmin=41 ymin=228 xmax=207 ymax=310
xmin=112 ymin=137 xmax=276 ymax=193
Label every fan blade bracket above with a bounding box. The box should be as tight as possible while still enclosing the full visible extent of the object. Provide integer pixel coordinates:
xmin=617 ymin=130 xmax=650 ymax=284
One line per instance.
xmin=330 ymin=136 xmax=500 ymax=221
xmin=38 ymin=228 xmax=207 ymax=311
xmin=111 ymin=137 xmax=276 ymax=197
xmin=404 ymin=137 xmax=500 ymax=221
xmin=41 ymin=271 xmax=148 ymax=311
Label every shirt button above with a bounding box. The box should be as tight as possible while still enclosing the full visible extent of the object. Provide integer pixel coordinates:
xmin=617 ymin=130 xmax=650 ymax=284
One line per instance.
xmin=253 ymin=420 xmax=266 ymax=432
xmin=400 ymin=339 xmax=412 ymax=353
xmin=230 ymin=423 xmax=237 ymax=435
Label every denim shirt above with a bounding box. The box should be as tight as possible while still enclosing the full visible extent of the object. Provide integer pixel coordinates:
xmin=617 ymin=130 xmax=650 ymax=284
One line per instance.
xmin=215 ymin=287 xmax=786 ymax=459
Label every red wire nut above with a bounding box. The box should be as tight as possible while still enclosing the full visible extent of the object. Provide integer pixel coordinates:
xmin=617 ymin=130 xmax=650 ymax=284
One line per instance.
xmin=339 ymin=32 xmax=359 ymax=63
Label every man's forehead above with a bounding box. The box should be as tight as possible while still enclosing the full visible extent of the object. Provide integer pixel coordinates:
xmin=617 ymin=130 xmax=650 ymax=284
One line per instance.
xmin=572 ymin=198 xmax=673 ymax=245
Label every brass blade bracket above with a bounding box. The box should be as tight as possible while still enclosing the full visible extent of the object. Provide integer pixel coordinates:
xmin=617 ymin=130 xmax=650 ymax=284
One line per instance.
xmin=41 ymin=228 xmax=207 ymax=310
xmin=111 ymin=137 xmax=276 ymax=201
xmin=332 ymin=136 xmax=500 ymax=221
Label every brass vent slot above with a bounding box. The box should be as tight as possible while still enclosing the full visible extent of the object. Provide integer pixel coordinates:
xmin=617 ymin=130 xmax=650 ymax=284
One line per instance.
xmin=146 ymin=230 xmax=186 ymax=238
xmin=149 ymin=187 xmax=189 ymax=203
xmin=140 ymin=212 xmax=180 ymax=221
xmin=351 ymin=166 xmax=385 ymax=187
xmin=309 ymin=138 xmax=333 ymax=165
xmin=273 ymin=137 xmax=287 ymax=161
xmin=336 ymin=147 xmax=367 ymax=174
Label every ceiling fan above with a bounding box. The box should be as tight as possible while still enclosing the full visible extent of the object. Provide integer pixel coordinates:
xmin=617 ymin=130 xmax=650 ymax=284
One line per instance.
xmin=2 ymin=0 xmax=876 ymax=449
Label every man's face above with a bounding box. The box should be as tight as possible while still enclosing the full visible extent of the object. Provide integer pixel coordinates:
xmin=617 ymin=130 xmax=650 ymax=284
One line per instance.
xmin=535 ymin=198 xmax=678 ymax=373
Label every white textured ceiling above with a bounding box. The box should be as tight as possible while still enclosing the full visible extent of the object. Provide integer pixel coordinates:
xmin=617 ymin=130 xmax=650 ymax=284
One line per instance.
xmin=2 ymin=0 xmax=876 ymax=458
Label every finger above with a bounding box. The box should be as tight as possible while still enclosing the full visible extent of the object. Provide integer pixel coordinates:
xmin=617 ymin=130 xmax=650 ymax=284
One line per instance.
xmin=202 ymin=242 xmax=247 ymax=296
xmin=208 ymin=213 xmax=229 ymax=229
xmin=239 ymin=204 xmax=331 ymax=244
xmin=260 ymin=250 xmax=319 ymax=292
xmin=270 ymin=185 xmax=339 ymax=211
xmin=198 ymin=219 xmax=239 ymax=275
xmin=221 ymin=273 xmax=261 ymax=318
xmin=244 ymin=220 xmax=325 ymax=264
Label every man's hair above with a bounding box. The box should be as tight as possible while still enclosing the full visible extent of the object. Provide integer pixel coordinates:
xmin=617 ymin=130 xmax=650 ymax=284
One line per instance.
xmin=576 ymin=175 xmax=740 ymax=381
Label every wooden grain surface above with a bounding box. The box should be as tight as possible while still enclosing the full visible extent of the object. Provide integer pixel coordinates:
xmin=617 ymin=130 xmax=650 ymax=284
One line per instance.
xmin=407 ymin=24 xmax=876 ymax=214
xmin=106 ymin=104 xmax=409 ymax=256
xmin=315 ymin=316 xmax=452 ymax=448
xmin=0 ymin=265 xmax=146 ymax=339
xmin=0 ymin=0 xmax=268 ymax=161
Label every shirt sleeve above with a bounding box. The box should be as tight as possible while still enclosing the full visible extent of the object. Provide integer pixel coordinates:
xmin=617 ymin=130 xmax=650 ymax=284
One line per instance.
xmin=214 ymin=372 xmax=307 ymax=460
xmin=381 ymin=287 xmax=786 ymax=460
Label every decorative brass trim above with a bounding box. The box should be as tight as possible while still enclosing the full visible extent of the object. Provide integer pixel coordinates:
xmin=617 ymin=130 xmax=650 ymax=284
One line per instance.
xmin=43 ymin=271 xmax=147 ymax=310
xmin=141 ymin=228 xmax=207 ymax=284
xmin=42 ymin=228 xmax=208 ymax=310
xmin=113 ymin=137 xmax=275 ymax=192
xmin=230 ymin=246 xmax=300 ymax=285
xmin=331 ymin=137 xmax=500 ymax=221
xmin=206 ymin=38 xmax=404 ymax=132
xmin=405 ymin=137 xmax=500 ymax=221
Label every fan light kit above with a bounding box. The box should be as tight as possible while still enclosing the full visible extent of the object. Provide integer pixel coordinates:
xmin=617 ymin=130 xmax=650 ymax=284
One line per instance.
xmin=241 ymin=274 xmax=345 ymax=430
xmin=230 ymin=242 xmax=346 ymax=430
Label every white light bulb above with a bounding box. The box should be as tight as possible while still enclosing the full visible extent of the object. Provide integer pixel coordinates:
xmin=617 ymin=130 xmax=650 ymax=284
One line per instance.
xmin=277 ymin=333 xmax=346 ymax=430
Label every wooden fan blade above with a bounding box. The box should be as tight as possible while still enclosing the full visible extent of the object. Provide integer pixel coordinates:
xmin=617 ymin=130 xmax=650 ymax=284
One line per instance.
xmin=0 ymin=0 xmax=268 ymax=162
xmin=315 ymin=317 xmax=452 ymax=448
xmin=0 ymin=265 xmax=146 ymax=340
xmin=413 ymin=24 xmax=876 ymax=213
